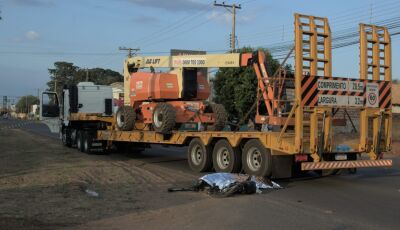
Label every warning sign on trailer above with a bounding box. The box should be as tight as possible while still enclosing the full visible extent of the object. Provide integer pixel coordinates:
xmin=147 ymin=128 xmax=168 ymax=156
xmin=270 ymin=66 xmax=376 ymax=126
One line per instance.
xmin=348 ymin=81 xmax=364 ymax=93
xmin=301 ymin=75 xmax=389 ymax=108
xmin=348 ymin=96 xmax=364 ymax=107
xmin=317 ymin=79 xmax=348 ymax=91
xmin=317 ymin=95 xmax=348 ymax=106
xmin=366 ymin=82 xmax=379 ymax=108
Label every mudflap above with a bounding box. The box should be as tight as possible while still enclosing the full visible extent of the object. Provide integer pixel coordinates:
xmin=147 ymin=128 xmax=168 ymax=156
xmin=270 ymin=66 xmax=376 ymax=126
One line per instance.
xmin=271 ymin=155 xmax=293 ymax=179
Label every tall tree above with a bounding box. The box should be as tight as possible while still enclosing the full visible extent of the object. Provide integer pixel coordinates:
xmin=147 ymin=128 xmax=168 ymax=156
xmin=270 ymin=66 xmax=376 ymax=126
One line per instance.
xmin=212 ymin=47 xmax=289 ymax=122
xmin=75 ymin=68 xmax=123 ymax=85
xmin=47 ymin=62 xmax=123 ymax=96
xmin=16 ymin=95 xmax=39 ymax=113
xmin=48 ymin=62 xmax=78 ymax=96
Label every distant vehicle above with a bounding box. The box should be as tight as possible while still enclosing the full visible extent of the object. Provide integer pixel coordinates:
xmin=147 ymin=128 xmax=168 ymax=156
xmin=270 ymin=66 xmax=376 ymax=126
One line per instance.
xmin=2 ymin=113 xmax=9 ymax=119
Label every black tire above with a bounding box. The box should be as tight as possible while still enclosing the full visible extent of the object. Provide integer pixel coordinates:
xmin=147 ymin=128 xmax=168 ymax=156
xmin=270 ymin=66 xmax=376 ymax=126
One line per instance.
xmin=76 ymin=130 xmax=84 ymax=152
xmin=212 ymin=139 xmax=241 ymax=173
xmin=62 ymin=127 xmax=72 ymax=147
xmin=242 ymin=139 xmax=272 ymax=177
xmin=209 ymin=104 xmax=227 ymax=131
xmin=83 ymin=131 xmax=93 ymax=154
xmin=116 ymin=106 xmax=136 ymax=131
xmin=152 ymin=103 xmax=176 ymax=134
xmin=187 ymin=138 xmax=213 ymax=172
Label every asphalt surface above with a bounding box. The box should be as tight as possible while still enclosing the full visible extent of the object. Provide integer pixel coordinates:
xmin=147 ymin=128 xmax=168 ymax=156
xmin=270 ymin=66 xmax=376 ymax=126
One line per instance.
xmin=1 ymin=118 xmax=399 ymax=229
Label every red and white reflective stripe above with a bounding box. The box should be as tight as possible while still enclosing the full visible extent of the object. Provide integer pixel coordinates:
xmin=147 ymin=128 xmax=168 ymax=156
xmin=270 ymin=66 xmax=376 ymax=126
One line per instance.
xmin=301 ymin=159 xmax=392 ymax=171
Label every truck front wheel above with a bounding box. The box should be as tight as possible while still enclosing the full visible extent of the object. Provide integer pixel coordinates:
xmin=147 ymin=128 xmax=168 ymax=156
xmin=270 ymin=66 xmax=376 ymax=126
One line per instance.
xmin=62 ymin=127 xmax=72 ymax=147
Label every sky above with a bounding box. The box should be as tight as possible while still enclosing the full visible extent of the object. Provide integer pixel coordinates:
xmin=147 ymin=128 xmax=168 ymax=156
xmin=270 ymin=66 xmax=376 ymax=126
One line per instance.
xmin=0 ymin=0 xmax=399 ymax=98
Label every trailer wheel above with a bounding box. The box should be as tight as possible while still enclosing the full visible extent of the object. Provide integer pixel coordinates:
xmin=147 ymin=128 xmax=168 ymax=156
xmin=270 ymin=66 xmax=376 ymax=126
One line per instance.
xmin=116 ymin=106 xmax=136 ymax=131
xmin=187 ymin=138 xmax=212 ymax=172
xmin=62 ymin=127 xmax=72 ymax=147
xmin=242 ymin=139 xmax=272 ymax=177
xmin=83 ymin=131 xmax=93 ymax=154
xmin=76 ymin=130 xmax=84 ymax=152
xmin=208 ymin=104 xmax=228 ymax=131
xmin=152 ymin=103 xmax=176 ymax=134
xmin=212 ymin=139 xmax=241 ymax=173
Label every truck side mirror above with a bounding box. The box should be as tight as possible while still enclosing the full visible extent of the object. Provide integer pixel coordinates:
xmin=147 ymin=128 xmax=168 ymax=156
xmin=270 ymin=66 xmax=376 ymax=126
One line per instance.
xmin=40 ymin=92 xmax=60 ymax=118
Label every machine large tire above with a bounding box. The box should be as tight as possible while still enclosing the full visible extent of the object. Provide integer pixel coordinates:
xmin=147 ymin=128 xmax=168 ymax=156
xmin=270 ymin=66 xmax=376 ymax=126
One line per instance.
xmin=212 ymin=139 xmax=241 ymax=173
xmin=242 ymin=139 xmax=272 ymax=177
xmin=187 ymin=138 xmax=213 ymax=172
xmin=209 ymin=104 xmax=228 ymax=131
xmin=116 ymin=106 xmax=136 ymax=131
xmin=61 ymin=127 xmax=72 ymax=147
xmin=152 ymin=103 xmax=176 ymax=134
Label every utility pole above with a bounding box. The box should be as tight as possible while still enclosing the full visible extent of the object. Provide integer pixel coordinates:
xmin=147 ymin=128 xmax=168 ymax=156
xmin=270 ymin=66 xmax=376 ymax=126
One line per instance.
xmin=214 ymin=1 xmax=241 ymax=51
xmin=86 ymin=68 xmax=89 ymax=81
xmin=119 ymin=47 xmax=140 ymax=58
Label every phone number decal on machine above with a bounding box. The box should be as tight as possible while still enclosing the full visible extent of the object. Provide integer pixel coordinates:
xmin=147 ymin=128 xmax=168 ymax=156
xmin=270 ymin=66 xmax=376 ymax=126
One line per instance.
xmin=172 ymin=57 xmax=206 ymax=66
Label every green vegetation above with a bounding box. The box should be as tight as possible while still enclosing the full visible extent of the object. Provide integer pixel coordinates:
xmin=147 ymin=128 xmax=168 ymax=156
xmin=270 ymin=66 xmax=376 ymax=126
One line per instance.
xmin=212 ymin=47 xmax=290 ymax=122
xmin=16 ymin=95 xmax=39 ymax=113
xmin=47 ymin=62 xmax=123 ymax=96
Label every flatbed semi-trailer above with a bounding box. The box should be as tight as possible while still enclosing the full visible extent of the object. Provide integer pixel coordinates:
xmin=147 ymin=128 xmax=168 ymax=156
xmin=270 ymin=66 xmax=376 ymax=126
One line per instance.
xmin=39 ymin=14 xmax=394 ymax=178
xmin=55 ymin=112 xmax=392 ymax=178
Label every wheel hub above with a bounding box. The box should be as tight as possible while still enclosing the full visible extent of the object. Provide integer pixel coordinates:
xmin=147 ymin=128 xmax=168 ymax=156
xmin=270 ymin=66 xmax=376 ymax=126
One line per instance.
xmin=247 ymin=147 xmax=262 ymax=171
xmin=153 ymin=110 xmax=163 ymax=128
xmin=191 ymin=145 xmax=203 ymax=165
xmin=117 ymin=112 xmax=125 ymax=127
xmin=217 ymin=147 xmax=230 ymax=169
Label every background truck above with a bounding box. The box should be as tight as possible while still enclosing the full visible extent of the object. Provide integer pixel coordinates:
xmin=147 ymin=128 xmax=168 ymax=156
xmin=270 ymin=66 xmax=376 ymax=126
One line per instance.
xmin=40 ymin=14 xmax=393 ymax=178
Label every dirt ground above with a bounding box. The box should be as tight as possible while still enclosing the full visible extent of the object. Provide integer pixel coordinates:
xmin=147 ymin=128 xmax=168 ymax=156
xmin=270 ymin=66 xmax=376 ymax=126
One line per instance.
xmin=0 ymin=128 xmax=204 ymax=229
xmin=1 ymin=123 xmax=399 ymax=230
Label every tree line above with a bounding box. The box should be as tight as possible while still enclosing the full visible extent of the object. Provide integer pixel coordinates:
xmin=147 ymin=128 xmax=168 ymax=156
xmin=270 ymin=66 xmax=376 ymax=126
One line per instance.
xmin=15 ymin=62 xmax=122 ymax=114
xmin=47 ymin=62 xmax=123 ymax=97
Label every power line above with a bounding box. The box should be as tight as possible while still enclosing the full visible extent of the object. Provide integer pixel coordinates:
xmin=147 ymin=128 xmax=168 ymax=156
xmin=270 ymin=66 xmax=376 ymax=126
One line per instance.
xmin=238 ymin=1 xmax=400 ymax=44
xmin=132 ymin=2 xmax=215 ymax=47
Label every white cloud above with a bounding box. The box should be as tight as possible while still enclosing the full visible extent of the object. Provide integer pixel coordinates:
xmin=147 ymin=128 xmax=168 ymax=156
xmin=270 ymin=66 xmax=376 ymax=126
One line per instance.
xmin=14 ymin=30 xmax=40 ymax=42
xmin=207 ymin=11 xmax=231 ymax=24
xmin=25 ymin=30 xmax=40 ymax=40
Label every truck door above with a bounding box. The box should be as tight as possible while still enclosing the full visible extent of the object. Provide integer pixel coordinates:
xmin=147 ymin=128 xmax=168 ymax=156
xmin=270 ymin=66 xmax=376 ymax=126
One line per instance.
xmin=39 ymin=92 xmax=60 ymax=133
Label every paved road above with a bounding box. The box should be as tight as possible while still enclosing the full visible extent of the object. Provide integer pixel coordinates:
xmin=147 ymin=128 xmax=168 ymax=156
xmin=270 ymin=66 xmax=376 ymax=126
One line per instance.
xmin=2 ymin=118 xmax=400 ymax=229
xmin=0 ymin=118 xmax=59 ymax=139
